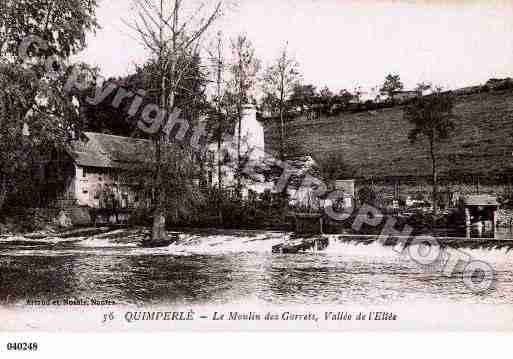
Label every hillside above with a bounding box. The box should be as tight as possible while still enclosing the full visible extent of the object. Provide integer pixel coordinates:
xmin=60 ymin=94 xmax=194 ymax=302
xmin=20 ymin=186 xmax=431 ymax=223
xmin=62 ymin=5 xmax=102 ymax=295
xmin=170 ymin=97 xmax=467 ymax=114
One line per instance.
xmin=263 ymin=89 xmax=513 ymax=182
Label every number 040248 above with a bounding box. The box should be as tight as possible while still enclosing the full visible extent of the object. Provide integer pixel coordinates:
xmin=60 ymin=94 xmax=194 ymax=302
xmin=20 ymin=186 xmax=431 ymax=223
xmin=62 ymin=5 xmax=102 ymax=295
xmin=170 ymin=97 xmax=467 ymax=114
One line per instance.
xmin=6 ymin=342 xmax=38 ymax=351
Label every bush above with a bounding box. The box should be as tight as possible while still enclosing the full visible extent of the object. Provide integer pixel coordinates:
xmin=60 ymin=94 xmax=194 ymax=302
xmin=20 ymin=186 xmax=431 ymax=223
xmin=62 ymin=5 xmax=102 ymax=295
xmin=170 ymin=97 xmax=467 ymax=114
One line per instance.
xmin=412 ymin=191 xmax=425 ymax=201
xmin=174 ymin=188 xmax=293 ymax=230
xmin=0 ymin=207 xmax=59 ymax=234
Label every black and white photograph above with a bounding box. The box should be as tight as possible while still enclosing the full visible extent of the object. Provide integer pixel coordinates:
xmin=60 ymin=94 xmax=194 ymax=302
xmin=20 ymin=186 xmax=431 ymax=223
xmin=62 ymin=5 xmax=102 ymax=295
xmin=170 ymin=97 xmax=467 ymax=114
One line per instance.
xmin=1 ymin=0 xmax=513 ymax=339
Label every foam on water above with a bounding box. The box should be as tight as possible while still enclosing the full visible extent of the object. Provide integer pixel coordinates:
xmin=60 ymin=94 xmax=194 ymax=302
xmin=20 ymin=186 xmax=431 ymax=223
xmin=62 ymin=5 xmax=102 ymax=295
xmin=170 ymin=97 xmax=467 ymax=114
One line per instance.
xmin=3 ymin=229 xmax=513 ymax=267
xmin=324 ymin=235 xmax=398 ymax=258
xmin=169 ymin=232 xmax=288 ymax=255
xmin=78 ymin=237 xmax=138 ymax=248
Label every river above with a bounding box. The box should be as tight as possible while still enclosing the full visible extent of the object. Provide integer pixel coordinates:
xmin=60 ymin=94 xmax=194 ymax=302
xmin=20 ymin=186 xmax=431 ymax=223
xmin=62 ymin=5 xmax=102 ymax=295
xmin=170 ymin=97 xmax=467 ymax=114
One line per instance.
xmin=1 ymin=229 xmax=513 ymax=306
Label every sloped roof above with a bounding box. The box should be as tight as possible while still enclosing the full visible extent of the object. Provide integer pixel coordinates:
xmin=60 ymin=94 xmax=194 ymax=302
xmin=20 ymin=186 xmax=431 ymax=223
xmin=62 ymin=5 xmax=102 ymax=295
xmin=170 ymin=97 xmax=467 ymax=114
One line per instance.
xmin=67 ymin=132 xmax=153 ymax=169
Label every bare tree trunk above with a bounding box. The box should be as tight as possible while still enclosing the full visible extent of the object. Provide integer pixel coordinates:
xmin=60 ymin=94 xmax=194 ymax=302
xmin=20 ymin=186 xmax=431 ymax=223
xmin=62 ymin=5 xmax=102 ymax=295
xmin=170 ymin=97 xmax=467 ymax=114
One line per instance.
xmin=0 ymin=174 xmax=7 ymax=211
xmin=151 ymin=127 xmax=168 ymax=240
xmin=279 ymin=78 xmax=288 ymax=201
xmin=152 ymin=136 xmax=167 ymax=240
xmin=279 ymin=85 xmax=285 ymax=162
xmin=235 ymin=45 xmax=245 ymax=199
xmin=216 ymin=128 xmax=223 ymax=225
xmin=152 ymin=209 xmax=167 ymax=240
xmin=214 ymin=37 xmax=224 ymax=224
xmin=429 ymin=138 xmax=438 ymax=216
xmin=151 ymin=0 xmax=167 ymax=241
xmin=236 ymin=106 xmax=242 ymax=197
xmin=217 ymin=135 xmax=223 ymax=189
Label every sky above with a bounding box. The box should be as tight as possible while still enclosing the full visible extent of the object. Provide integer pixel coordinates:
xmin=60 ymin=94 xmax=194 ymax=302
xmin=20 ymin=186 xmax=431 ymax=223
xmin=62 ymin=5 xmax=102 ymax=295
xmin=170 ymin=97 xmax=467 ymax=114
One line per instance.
xmin=76 ymin=0 xmax=513 ymax=94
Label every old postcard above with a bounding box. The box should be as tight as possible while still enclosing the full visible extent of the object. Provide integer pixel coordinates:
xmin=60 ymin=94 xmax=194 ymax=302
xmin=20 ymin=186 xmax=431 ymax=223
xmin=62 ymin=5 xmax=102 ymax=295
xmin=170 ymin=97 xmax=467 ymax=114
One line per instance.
xmin=1 ymin=0 xmax=513 ymax=343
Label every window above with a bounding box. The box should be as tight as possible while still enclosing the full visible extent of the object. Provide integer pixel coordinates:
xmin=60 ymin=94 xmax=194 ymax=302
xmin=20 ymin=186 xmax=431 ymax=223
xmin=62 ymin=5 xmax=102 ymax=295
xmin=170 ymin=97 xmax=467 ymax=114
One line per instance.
xmin=82 ymin=168 xmax=87 ymax=178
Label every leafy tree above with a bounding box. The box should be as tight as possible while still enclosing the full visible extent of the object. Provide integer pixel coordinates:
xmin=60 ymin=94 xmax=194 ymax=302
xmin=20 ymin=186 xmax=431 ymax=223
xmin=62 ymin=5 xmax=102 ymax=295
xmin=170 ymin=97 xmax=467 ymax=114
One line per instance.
xmin=312 ymin=152 xmax=353 ymax=186
xmin=319 ymin=86 xmax=333 ymax=99
xmin=0 ymin=0 xmax=98 ymax=209
xmin=78 ymin=76 xmax=138 ymax=137
xmin=404 ymin=89 xmax=456 ymax=215
xmin=325 ymin=89 xmax=353 ymax=114
xmin=78 ymin=52 xmax=210 ymax=139
xmin=318 ymin=85 xmax=335 ymax=115
xmin=1 ymin=0 xmax=98 ymax=59
xmin=259 ymin=93 xmax=279 ymax=117
xmin=261 ymin=44 xmax=301 ymax=161
xmin=288 ymin=84 xmax=355 ymax=118
xmin=289 ymin=83 xmax=317 ymax=118
xmin=380 ymin=73 xmax=404 ymax=101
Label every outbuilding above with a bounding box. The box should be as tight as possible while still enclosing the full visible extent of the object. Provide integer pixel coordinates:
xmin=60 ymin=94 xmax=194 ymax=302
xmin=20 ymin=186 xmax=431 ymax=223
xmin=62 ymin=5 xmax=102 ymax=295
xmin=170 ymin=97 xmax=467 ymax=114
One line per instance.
xmin=462 ymin=195 xmax=498 ymax=236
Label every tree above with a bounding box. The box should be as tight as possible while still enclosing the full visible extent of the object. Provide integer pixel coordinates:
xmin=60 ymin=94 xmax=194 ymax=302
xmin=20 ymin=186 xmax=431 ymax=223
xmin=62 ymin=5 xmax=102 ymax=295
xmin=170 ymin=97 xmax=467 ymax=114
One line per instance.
xmin=319 ymin=86 xmax=333 ymax=99
xmin=335 ymin=89 xmax=353 ymax=108
xmin=204 ymin=31 xmax=237 ymax=224
xmin=125 ymin=53 xmax=210 ymax=134
xmin=318 ymin=85 xmax=335 ymax=115
xmin=404 ymin=89 xmax=456 ymax=215
xmin=352 ymin=85 xmax=363 ymax=104
xmin=289 ymin=84 xmax=316 ymax=113
xmin=129 ymin=0 xmax=222 ymax=241
xmin=259 ymin=92 xmax=279 ymax=116
xmin=380 ymin=73 xmax=404 ymax=101
xmin=0 ymin=0 xmax=99 ymax=209
xmin=206 ymin=31 xmax=230 ymax=191
xmin=312 ymin=152 xmax=353 ymax=186
xmin=78 ymin=75 xmax=139 ymax=137
xmin=228 ymin=34 xmax=260 ymax=196
xmin=1 ymin=0 xmax=98 ymax=60
xmin=261 ymin=43 xmax=301 ymax=161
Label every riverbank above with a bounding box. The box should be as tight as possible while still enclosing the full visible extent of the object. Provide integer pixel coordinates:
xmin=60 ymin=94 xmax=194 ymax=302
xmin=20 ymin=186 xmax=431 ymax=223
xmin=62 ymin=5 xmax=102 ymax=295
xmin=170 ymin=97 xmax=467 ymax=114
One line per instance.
xmin=3 ymin=202 xmax=512 ymax=237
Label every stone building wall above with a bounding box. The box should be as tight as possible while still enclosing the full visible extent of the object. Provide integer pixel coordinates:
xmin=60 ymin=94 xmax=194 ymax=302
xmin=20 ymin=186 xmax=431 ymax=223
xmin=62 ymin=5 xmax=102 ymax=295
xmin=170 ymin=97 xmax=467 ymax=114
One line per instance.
xmin=74 ymin=165 xmax=136 ymax=209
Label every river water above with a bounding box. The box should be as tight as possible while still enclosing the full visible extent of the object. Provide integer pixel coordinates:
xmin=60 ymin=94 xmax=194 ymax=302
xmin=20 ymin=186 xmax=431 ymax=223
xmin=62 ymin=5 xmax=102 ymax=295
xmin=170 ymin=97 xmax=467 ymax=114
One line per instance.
xmin=1 ymin=229 xmax=513 ymax=306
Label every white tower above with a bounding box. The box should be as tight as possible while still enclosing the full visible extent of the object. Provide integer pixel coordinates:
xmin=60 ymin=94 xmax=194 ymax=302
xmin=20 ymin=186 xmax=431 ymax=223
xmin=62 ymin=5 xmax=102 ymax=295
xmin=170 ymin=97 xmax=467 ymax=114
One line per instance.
xmin=235 ymin=104 xmax=264 ymax=158
xmin=208 ymin=104 xmax=266 ymax=193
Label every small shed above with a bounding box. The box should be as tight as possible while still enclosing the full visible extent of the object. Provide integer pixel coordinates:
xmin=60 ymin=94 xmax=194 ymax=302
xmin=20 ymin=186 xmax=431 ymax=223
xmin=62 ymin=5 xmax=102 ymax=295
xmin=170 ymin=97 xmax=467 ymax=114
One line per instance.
xmin=462 ymin=195 xmax=498 ymax=232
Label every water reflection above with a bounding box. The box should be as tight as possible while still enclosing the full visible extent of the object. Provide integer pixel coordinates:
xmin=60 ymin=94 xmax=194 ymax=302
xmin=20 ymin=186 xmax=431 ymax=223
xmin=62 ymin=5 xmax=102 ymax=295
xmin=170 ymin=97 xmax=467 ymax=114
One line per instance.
xmin=1 ymin=233 xmax=513 ymax=306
